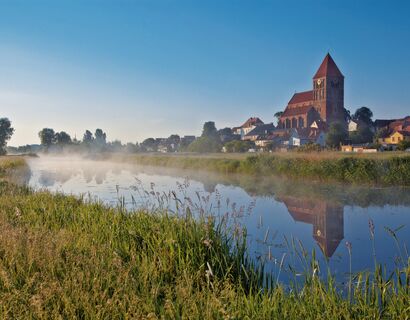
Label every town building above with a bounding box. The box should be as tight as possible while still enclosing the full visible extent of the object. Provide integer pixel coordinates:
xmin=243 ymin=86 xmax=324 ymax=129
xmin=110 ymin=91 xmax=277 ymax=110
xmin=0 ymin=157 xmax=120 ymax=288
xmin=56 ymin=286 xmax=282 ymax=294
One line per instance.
xmin=378 ymin=131 xmax=410 ymax=145
xmin=278 ymin=53 xmax=345 ymax=130
xmin=243 ymin=123 xmax=275 ymax=142
xmin=232 ymin=117 xmax=264 ymax=139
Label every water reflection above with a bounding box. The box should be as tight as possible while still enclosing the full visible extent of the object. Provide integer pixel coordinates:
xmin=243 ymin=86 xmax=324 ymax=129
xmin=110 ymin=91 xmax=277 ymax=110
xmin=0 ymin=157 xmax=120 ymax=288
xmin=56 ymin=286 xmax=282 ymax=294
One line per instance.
xmin=279 ymin=196 xmax=343 ymax=257
xmin=27 ymin=156 xmax=409 ymax=279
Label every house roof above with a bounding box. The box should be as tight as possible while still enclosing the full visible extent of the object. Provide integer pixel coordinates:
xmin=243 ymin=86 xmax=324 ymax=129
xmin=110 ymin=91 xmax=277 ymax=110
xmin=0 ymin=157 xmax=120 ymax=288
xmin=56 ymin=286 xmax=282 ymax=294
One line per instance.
xmin=374 ymin=119 xmax=396 ymax=128
xmin=398 ymin=131 xmax=410 ymax=137
xmin=240 ymin=117 xmax=264 ymax=128
xmin=288 ymin=90 xmax=313 ymax=105
xmin=313 ymin=53 xmax=344 ymax=79
xmin=294 ymin=127 xmax=324 ymax=140
xmin=245 ymin=123 xmax=275 ymax=136
xmin=311 ymin=119 xmax=328 ymax=131
xmin=282 ymin=105 xmax=314 ymax=118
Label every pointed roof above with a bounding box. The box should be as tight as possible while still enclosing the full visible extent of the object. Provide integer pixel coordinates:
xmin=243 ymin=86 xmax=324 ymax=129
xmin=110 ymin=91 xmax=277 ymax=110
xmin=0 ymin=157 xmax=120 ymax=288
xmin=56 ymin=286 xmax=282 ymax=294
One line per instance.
xmin=288 ymin=90 xmax=314 ymax=105
xmin=282 ymin=105 xmax=314 ymax=117
xmin=240 ymin=117 xmax=264 ymax=128
xmin=313 ymin=53 xmax=344 ymax=79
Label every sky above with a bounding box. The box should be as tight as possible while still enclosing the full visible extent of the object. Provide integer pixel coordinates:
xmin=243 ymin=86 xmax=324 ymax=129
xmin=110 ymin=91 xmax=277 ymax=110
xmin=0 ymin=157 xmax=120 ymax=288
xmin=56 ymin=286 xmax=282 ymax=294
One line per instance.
xmin=1 ymin=0 xmax=409 ymax=146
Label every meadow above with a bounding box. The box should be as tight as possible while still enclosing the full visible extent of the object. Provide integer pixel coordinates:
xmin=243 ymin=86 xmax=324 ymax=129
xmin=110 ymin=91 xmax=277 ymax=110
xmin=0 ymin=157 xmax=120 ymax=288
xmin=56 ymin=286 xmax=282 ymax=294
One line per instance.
xmin=105 ymin=151 xmax=410 ymax=186
xmin=0 ymin=156 xmax=409 ymax=319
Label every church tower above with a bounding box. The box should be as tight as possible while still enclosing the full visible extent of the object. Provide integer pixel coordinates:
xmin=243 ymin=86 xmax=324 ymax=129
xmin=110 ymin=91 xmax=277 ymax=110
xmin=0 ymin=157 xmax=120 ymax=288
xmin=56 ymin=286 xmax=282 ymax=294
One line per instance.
xmin=313 ymin=54 xmax=345 ymax=124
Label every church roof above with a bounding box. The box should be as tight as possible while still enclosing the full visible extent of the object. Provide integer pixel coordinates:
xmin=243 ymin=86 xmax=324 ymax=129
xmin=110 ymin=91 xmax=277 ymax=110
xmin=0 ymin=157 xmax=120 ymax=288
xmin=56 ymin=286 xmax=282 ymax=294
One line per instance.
xmin=288 ymin=90 xmax=313 ymax=105
xmin=313 ymin=235 xmax=342 ymax=258
xmin=313 ymin=53 xmax=344 ymax=79
xmin=282 ymin=105 xmax=314 ymax=117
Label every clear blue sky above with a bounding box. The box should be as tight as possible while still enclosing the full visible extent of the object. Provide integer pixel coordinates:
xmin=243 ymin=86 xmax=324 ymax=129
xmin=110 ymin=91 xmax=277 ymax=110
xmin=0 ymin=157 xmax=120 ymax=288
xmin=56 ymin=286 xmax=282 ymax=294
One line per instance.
xmin=1 ymin=0 xmax=409 ymax=146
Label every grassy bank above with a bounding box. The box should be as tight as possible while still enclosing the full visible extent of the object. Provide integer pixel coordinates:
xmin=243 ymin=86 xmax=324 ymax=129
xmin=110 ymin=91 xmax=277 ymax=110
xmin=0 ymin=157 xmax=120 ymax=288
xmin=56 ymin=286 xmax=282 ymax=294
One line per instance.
xmin=0 ymin=156 xmax=27 ymax=177
xmin=108 ymin=152 xmax=410 ymax=186
xmin=0 ymin=159 xmax=409 ymax=319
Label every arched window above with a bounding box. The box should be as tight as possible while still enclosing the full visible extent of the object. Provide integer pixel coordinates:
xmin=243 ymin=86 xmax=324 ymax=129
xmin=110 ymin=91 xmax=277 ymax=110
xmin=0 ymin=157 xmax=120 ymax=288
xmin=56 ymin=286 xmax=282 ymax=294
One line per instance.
xmin=285 ymin=119 xmax=291 ymax=129
xmin=298 ymin=117 xmax=304 ymax=128
xmin=291 ymin=118 xmax=297 ymax=128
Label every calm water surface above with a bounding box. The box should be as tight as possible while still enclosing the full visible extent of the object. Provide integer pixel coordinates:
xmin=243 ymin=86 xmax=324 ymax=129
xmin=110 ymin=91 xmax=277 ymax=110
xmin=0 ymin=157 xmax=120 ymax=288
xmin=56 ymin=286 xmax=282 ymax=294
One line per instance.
xmin=27 ymin=156 xmax=410 ymax=284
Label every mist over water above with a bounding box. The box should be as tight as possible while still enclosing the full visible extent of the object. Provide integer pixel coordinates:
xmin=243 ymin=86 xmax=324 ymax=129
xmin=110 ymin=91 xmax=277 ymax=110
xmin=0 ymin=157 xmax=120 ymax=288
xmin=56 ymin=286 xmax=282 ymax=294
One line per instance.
xmin=27 ymin=156 xmax=410 ymax=283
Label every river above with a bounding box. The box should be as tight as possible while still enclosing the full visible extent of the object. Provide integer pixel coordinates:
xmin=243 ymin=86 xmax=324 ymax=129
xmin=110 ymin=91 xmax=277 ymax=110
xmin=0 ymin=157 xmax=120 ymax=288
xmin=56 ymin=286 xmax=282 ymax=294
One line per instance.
xmin=26 ymin=156 xmax=410 ymax=284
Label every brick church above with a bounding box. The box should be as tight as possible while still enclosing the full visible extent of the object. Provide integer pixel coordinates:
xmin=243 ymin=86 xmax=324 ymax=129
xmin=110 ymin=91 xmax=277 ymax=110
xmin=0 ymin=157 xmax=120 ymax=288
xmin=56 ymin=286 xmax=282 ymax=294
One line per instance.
xmin=278 ymin=53 xmax=345 ymax=129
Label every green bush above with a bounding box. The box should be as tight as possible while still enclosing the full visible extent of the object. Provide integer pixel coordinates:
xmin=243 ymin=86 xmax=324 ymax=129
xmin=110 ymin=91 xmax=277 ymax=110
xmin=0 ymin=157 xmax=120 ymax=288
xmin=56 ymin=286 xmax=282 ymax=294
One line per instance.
xmin=397 ymin=139 xmax=410 ymax=151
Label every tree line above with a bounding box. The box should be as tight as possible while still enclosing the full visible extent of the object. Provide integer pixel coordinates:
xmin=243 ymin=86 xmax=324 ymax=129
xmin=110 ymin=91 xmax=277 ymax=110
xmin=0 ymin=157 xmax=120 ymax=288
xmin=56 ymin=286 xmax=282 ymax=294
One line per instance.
xmin=2 ymin=106 xmax=410 ymax=156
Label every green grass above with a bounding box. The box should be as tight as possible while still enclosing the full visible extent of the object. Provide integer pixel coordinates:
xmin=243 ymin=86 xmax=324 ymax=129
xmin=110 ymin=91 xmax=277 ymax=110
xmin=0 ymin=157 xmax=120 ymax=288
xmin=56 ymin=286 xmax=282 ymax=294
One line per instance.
xmin=0 ymin=156 xmax=27 ymax=176
xmin=0 ymin=157 xmax=409 ymax=319
xmin=107 ymin=152 xmax=410 ymax=186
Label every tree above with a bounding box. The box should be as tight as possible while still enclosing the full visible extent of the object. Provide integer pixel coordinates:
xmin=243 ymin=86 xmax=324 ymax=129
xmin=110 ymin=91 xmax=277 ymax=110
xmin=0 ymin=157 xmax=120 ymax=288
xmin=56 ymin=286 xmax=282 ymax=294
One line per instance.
xmin=349 ymin=126 xmax=374 ymax=144
xmin=218 ymin=127 xmax=236 ymax=143
xmin=202 ymin=121 xmax=218 ymax=138
xmin=55 ymin=131 xmax=72 ymax=145
xmin=343 ymin=108 xmax=352 ymax=122
xmin=0 ymin=118 xmax=15 ymax=155
xmin=141 ymin=138 xmax=157 ymax=152
xmin=397 ymin=140 xmax=410 ymax=151
xmin=224 ymin=140 xmax=254 ymax=153
xmin=188 ymin=121 xmax=222 ymax=153
xmin=326 ymin=122 xmax=348 ymax=148
xmin=374 ymin=127 xmax=389 ymax=143
xmin=125 ymin=142 xmax=139 ymax=153
xmin=188 ymin=136 xmax=221 ymax=153
xmin=83 ymin=130 xmax=94 ymax=143
xmin=109 ymin=140 xmax=123 ymax=152
xmin=353 ymin=107 xmax=373 ymax=126
xmin=94 ymin=129 xmax=107 ymax=145
xmin=38 ymin=128 xmax=56 ymax=148
xmin=167 ymin=134 xmax=180 ymax=145
xmin=274 ymin=111 xmax=283 ymax=120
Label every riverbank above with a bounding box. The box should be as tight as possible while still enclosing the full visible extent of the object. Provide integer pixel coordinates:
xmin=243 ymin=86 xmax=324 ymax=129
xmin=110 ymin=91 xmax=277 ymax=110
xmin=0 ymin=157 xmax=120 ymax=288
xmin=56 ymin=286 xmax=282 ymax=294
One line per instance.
xmin=105 ymin=152 xmax=410 ymax=186
xmin=0 ymin=158 xmax=409 ymax=319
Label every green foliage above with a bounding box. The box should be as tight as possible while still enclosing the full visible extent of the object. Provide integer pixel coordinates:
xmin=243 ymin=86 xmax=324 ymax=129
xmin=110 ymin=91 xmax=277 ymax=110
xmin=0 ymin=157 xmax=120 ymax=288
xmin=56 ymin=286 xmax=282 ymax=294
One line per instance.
xmin=0 ymin=163 xmax=408 ymax=318
xmin=326 ymin=122 xmax=348 ymax=148
xmin=188 ymin=136 xmax=221 ymax=153
xmin=187 ymin=122 xmax=222 ymax=153
xmin=141 ymin=138 xmax=158 ymax=152
xmin=128 ymin=153 xmax=410 ymax=186
xmin=201 ymin=121 xmax=218 ymax=138
xmin=296 ymin=142 xmax=322 ymax=152
xmin=353 ymin=106 xmax=373 ymax=126
xmin=0 ymin=118 xmax=14 ymax=155
xmin=94 ymin=128 xmax=107 ymax=145
xmin=374 ymin=127 xmax=389 ymax=142
xmin=38 ymin=128 xmax=56 ymax=147
xmin=82 ymin=130 xmax=93 ymax=143
xmin=224 ymin=140 xmax=254 ymax=153
xmin=397 ymin=139 xmax=410 ymax=151
xmin=54 ymin=131 xmax=72 ymax=145
xmin=349 ymin=126 xmax=374 ymax=144
xmin=274 ymin=111 xmax=283 ymax=120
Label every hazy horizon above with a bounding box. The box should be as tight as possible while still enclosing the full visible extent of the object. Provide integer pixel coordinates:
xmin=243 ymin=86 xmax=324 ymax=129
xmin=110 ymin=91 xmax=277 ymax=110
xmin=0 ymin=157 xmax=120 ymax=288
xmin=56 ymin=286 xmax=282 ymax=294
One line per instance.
xmin=1 ymin=0 xmax=410 ymax=146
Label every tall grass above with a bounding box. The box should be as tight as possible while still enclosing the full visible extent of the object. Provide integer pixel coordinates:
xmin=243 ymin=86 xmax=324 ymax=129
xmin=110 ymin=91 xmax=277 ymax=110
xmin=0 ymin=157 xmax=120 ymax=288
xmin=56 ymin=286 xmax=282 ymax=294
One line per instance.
xmin=109 ymin=153 xmax=410 ymax=186
xmin=0 ymin=158 xmax=409 ymax=319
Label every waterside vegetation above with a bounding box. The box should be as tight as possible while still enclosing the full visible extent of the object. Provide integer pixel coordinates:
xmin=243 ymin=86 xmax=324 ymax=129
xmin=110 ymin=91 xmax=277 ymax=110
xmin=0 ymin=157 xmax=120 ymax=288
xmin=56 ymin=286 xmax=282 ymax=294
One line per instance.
xmin=0 ymin=157 xmax=409 ymax=319
xmin=108 ymin=152 xmax=410 ymax=186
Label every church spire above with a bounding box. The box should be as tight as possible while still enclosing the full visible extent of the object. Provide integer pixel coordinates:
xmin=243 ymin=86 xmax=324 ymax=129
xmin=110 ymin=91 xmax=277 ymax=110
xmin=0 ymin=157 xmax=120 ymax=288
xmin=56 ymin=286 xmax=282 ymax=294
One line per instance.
xmin=313 ymin=53 xmax=344 ymax=79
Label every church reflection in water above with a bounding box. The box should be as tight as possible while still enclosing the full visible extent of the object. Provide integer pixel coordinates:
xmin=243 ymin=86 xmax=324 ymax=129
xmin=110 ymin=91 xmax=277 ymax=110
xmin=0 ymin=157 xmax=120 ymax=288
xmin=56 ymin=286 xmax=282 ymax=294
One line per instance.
xmin=278 ymin=196 xmax=344 ymax=257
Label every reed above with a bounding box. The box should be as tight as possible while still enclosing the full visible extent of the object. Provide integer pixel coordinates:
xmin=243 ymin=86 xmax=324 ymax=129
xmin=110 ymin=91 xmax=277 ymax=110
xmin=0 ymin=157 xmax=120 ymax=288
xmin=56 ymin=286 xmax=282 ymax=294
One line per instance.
xmin=0 ymin=158 xmax=408 ymax=319
xmin=109 ymin=152 xmax=410 ymax=186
